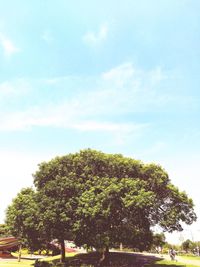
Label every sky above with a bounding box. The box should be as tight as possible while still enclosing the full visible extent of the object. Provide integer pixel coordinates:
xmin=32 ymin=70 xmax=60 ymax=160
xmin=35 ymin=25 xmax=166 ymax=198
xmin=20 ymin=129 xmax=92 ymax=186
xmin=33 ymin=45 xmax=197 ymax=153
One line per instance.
xmin=0 ymin=0 xmax=200 ymax=244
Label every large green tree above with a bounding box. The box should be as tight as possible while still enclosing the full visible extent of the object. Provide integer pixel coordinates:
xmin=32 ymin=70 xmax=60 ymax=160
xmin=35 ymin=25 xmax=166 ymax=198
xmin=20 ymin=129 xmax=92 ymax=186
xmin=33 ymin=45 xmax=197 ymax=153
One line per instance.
xmin=33 ymin=149 xmax=196 ymax=263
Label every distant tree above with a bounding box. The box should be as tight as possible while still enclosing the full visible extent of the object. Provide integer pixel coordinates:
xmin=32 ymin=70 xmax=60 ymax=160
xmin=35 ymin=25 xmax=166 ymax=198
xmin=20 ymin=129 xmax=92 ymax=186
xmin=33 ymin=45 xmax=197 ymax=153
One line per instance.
xmin=0 ymin=224 xmax=10 ymax=237
xmin=33 ymin=149 xmax=197 ymax=264
xmin=151 ymin=233 xmax=166 ymax=251
xmin=182 ymin=239 xmax=194 ymax=253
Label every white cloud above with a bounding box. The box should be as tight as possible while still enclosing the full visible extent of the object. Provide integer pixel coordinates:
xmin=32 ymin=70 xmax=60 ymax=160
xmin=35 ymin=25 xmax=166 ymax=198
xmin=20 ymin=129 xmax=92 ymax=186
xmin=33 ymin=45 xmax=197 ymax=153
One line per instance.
xmin=100 ymin=63 xmax=175 ymax=113
xmin=102 ymin=63 xmax=137 ymax=88
xmin=0 ymin=79 xmax=30 ymax=97
xmin=0 ymin=32 xmax=20 ymax=57
xmin=0 ymin=104 xmax=147 ymax=135
xmin=41 ymin=30 xmax=53 ymax=43
xmin=71 ymin=120 xmax=147 ymax=132
xmin=149 ymin=67 xmax=167 ymax=84
xmin=83 ymin=23 xmax=108 ymax=46
xmin=38 ymin=63 xmax=176 ymax=118
xmin=0 ymin=63 xmax=172 ymax=137
xmin=0 ymin=63 xmax=185 ymax=147
xmin=102 ymin=62 xmax=167 ymax=93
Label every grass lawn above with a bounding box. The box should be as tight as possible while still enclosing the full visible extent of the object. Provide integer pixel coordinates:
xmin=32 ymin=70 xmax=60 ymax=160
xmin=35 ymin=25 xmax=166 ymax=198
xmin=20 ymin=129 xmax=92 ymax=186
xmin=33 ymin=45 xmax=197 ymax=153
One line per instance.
xmin=1 ymin=253 xmax=200 ymax=267
xmin=148 ymin=259 xmax=199 ymax=267
xmin=41 ymin=254 xmax=200 ymax=267
xmin=42 ymin=252 xmax=77 ymax=262
xmin=0 ymin=253 xmax=76 ymax=267
xmin=0 ymin=259 xmax=34 ymax=267
xmin=180 ymin=256 xmax=200 ymax=261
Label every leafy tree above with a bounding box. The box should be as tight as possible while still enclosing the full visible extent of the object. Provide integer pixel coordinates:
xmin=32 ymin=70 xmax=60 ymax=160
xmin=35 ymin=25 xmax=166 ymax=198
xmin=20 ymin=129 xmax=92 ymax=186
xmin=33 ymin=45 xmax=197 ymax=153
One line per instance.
xmin=33 ymin=149 xmax=196 ymax=263
xmin=5 ymin=187 xmax=46 ymax=260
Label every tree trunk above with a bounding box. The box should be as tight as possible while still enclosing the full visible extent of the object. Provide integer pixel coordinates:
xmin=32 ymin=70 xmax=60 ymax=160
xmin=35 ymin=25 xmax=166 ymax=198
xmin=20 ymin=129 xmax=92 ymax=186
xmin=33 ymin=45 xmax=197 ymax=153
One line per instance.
xmin=60 ymin=239 xmax=66 ymax=263
xmin=18 ymin=243 xmax=22 ymax=262
xmin=98 ymin=246 xmax=109 ymax=266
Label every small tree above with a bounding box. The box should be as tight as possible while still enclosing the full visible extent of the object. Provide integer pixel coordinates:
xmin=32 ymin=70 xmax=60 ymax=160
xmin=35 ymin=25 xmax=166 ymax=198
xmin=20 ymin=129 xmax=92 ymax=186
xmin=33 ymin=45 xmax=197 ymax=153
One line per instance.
xmin=5 ymin=188 xmax=45 ymax=260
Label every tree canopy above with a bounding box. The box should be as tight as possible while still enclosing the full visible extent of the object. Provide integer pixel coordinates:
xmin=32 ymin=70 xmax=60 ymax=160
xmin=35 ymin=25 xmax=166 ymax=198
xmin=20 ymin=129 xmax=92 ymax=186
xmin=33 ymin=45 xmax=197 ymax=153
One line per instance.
xmin=5 ymin=188 xmax=44 ymax=253
xmin=6 ymin=149 xmax=197 ymax=263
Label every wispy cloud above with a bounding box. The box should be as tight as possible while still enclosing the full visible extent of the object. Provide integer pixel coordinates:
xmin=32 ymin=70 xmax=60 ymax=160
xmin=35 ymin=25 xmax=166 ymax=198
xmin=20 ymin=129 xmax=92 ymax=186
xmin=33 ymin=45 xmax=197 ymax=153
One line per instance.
xmin=71 ymin=120 xmax=147 ymax=132
xmin=0 ymin=63 xmax=191 ymax=143
xmin=41 ymin=30 xmax=53 ymax=43
xmin=0 ymin=32 xmax=20 ymax=57
xmin=102 ymin=63 xmax=137 ymax=88
xmin=83 ymin=23 xmax=108 ymax=46
xmin=0 ymin=79 xmax=31 ymax=98
xmin=0 ymin=103 xmax=147 ymax=134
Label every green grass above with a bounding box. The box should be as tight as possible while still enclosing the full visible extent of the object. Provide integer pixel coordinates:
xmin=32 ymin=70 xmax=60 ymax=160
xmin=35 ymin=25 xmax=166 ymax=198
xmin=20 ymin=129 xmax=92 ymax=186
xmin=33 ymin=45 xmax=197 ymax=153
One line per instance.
xmin=1 ymin=253 xmax=200 ymax=267
xmin=179 ymin=256 xmax=200 ymax=261
xmin=147 ymin=259 xmax=199 ymax=267
xmin=40 ymin=252 xmax=77 ymax=262
xmin=0 ymin=259 xmax=34 ymax=267
xmin=0 ymin=253 xmax=76 ymax=267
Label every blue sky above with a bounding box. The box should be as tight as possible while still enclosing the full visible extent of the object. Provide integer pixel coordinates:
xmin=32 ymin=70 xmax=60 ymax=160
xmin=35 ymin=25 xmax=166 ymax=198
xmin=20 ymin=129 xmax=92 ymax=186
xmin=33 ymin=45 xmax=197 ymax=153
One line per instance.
xmin=0 ymin=0 xmax=200 ymax=243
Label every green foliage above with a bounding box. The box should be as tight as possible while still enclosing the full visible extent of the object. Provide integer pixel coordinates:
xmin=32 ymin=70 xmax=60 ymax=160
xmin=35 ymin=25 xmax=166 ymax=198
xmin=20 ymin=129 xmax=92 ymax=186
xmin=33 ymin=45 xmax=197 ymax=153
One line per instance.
xmin=151 ymin=233 xmax=166 ymax=249
xmin=182 ymin=239 xmax=195 ymax=252
xmin=33 ymin=149 xmax=196 ymax=254
xmin=5 ymin=149 xmax=196 ymax=262
xmin=0 ymin=223 xmax=11 ymax=237
xmin=74 ymin=176 xmax=154 ymax=250
xmin=5 ymin=187 xmax=46 ymax=252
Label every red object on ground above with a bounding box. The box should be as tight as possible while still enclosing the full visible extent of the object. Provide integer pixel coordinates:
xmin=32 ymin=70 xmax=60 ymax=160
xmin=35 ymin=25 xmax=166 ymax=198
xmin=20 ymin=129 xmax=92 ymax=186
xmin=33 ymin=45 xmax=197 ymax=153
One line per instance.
xmin=0 ymin=251 xmax=13 ymax=258
xmin=0 ymin=236 xmax=19 ymax=250
xmin=50 ymin=240 xmax=77 ymax=253
xmin=65 ymin=247 xmax=76 ymax=253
